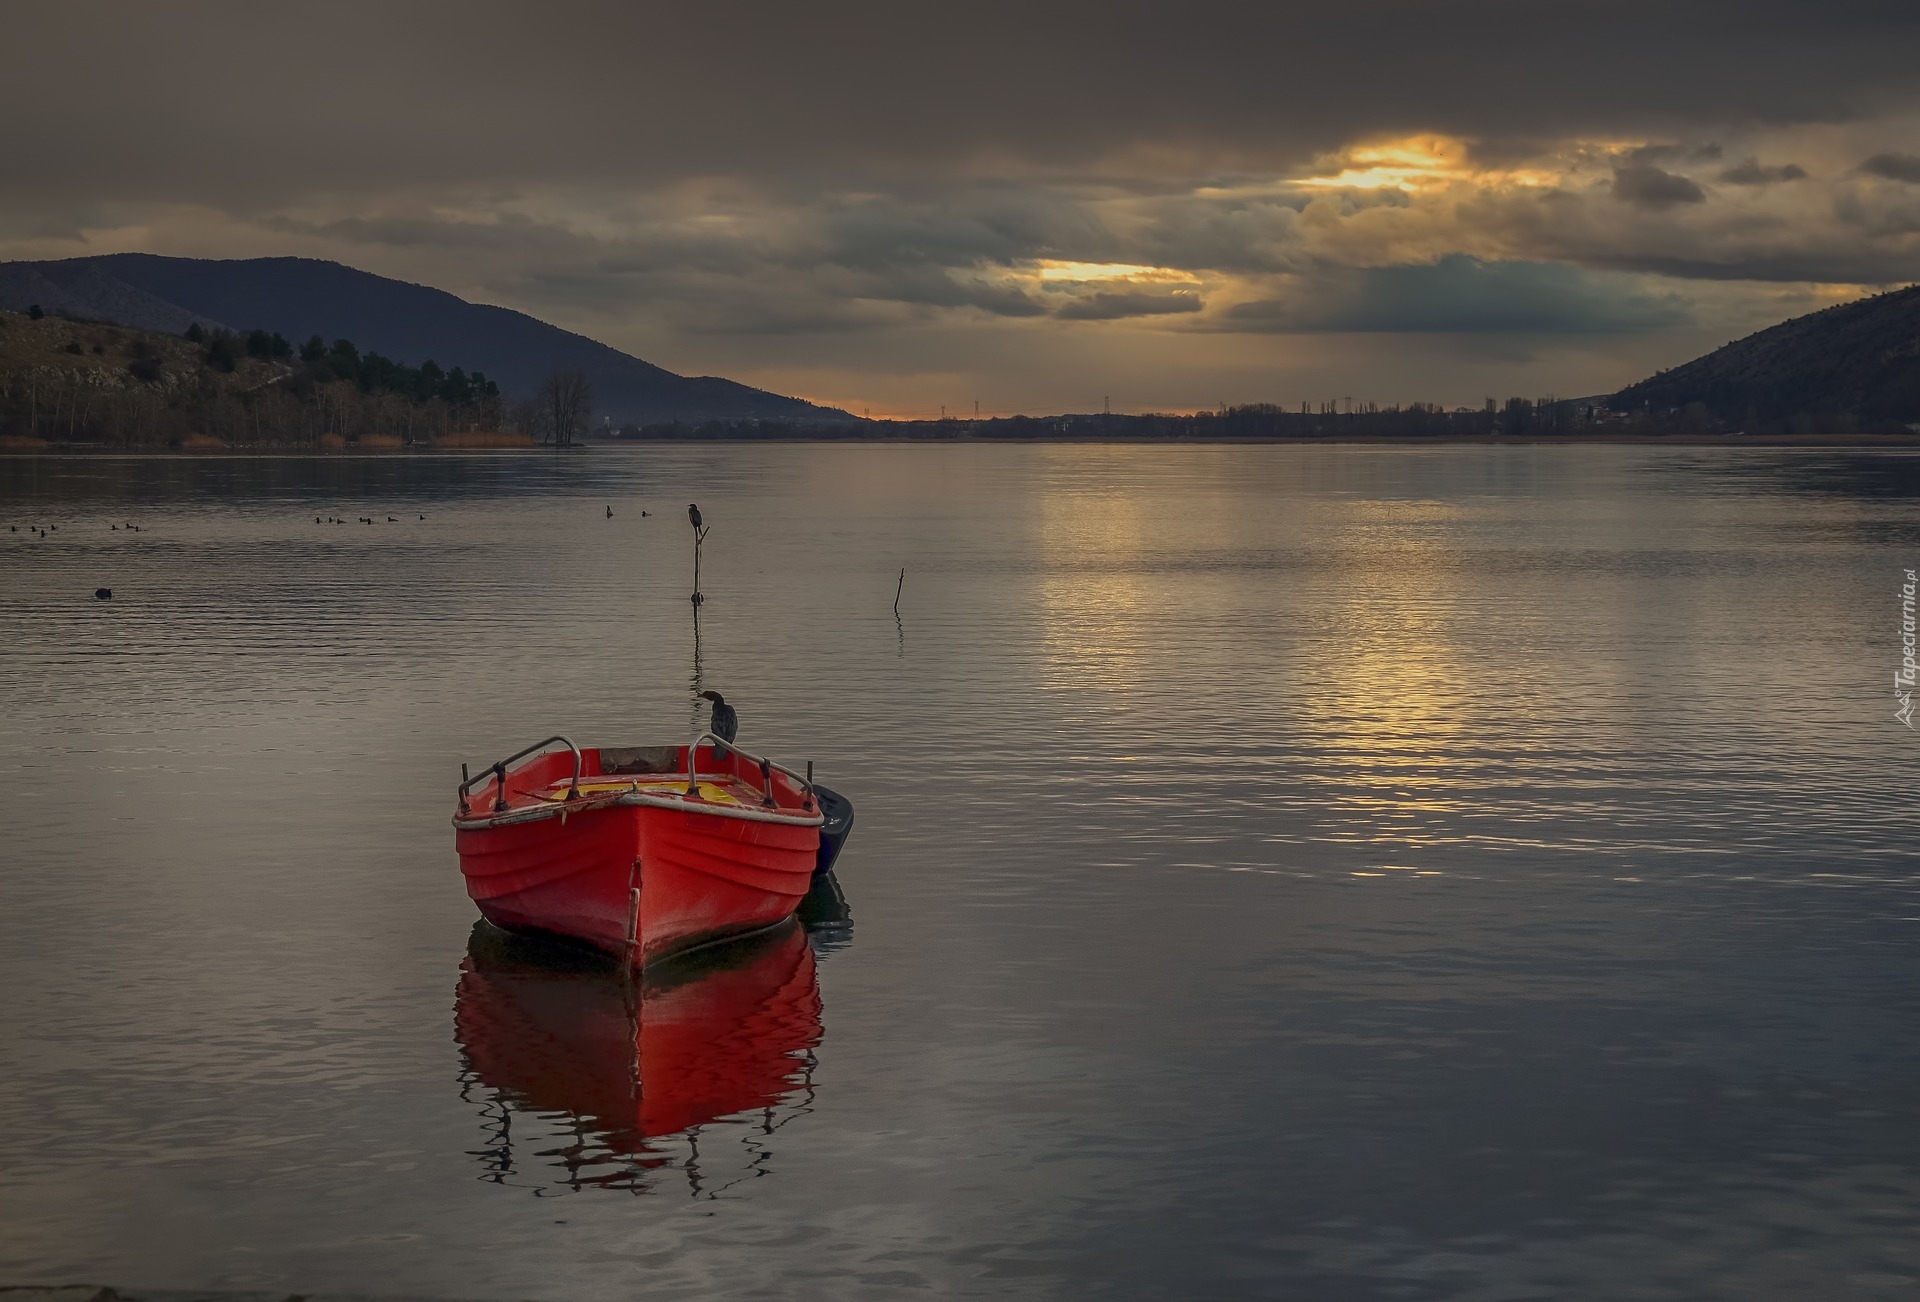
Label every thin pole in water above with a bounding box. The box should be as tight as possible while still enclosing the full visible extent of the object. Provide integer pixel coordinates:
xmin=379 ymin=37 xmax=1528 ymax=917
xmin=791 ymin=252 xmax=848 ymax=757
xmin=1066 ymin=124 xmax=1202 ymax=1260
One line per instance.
xmin=691 ymin=517 xmax=708 ymax=606
xmin=894 ymin=567 xmax=905 ymax=614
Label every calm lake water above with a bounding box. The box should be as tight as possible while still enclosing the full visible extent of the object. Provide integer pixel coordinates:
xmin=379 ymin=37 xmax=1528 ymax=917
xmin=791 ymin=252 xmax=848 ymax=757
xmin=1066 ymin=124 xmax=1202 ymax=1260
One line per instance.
xmin=2 ymin=443 xmax=1917 ymax=1300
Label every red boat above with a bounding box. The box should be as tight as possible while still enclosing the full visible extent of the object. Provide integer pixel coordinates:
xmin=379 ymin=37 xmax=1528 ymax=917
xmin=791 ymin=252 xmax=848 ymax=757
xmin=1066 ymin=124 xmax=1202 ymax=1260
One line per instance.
xmin=453 ymin=733 xmax=852 ymax=967
xmin=455 ymin=917 xmax=823 ymax=1191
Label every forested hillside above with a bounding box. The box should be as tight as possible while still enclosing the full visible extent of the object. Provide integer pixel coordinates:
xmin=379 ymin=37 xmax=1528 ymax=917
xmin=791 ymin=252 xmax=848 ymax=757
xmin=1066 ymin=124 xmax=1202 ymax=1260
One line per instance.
xmin=1612 ymin=285 xmax=1920 ymax=433
xmin=0 ymin=308 xmax=519 ymax=448
xmin=0 ymin=255 xmax=849 ymax=425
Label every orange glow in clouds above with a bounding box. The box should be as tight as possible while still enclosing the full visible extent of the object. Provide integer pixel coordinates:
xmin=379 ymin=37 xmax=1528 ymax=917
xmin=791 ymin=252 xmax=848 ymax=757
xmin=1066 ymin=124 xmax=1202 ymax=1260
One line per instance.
xmin=1296 ymin=134 xmax=1561 ymax=192
xmin=1035 ymin=260 xmax=1197 ymax=285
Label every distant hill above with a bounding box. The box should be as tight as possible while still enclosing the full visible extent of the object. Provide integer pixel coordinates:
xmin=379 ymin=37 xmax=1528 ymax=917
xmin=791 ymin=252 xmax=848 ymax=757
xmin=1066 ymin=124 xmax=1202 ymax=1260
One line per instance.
xmin=0 ymin=254 xmax=851 ymax=426
xmin=1612 ymin=284 xmax=1920 ymax=432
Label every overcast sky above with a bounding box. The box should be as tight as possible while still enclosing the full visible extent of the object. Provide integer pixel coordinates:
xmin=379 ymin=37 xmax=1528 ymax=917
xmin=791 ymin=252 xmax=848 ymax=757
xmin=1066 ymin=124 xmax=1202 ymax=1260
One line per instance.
xmin=3 ymin=0 xmax=1918 ymax=414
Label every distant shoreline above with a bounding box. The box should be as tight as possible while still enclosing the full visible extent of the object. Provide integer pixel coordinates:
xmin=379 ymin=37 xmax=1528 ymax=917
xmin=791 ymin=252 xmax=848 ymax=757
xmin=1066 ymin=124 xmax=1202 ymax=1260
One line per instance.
xmin=4 ymin=431 xmax=1919 ymax=454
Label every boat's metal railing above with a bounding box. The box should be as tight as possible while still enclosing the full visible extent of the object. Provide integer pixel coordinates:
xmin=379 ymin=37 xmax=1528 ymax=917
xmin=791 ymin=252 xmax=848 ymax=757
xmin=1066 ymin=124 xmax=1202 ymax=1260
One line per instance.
xmin=685 ymin=731 xmax=817 ymax=812
xmin=459 ymin=735 xmax=582 ymax=814
xmin=457 ymin=731 xmax=816 ymax=820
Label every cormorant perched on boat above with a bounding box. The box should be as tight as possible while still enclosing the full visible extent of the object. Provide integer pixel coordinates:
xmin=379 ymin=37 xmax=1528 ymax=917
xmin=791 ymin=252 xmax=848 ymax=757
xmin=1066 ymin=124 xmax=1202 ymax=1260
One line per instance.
xmin=688 ymin=503 xmax=703 ymax=531
xmin=698 ymin=690 xmax=737 ymax=742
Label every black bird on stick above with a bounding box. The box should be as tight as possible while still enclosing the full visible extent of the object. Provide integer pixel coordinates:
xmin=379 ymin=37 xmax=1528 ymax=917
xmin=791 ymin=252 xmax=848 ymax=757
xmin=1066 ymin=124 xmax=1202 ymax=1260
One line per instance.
xmin=688 ymin=503 xmax=702 ymax=531
xmin=698 ymin=690 xmax=737 ymax=743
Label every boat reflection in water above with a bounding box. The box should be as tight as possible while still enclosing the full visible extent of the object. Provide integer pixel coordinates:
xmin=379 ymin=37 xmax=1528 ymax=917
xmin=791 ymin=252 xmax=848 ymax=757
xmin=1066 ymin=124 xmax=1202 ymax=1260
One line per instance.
xmin=455 ymin=874 xmax=850 ymax=1196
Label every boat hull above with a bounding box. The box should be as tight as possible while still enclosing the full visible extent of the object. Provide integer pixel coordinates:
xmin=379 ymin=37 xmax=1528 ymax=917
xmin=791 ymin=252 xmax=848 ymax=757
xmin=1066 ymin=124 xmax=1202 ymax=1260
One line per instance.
xmin=457 ymin=798 xmax=819 ymax=966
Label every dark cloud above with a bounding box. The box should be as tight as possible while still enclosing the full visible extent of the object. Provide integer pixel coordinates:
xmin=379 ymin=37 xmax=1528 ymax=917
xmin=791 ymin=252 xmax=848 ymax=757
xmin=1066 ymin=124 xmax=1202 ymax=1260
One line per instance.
xmin=1580 ymin=249 xmax=1920 ymax=284
xmin=1055 ymin=291 xmax=1204 ymax=321
xmin=1624 ymin=143 xmax=1724 ymax=167
xmin=1859 ymin=153 xmax=1920 ymax=183
xmin=1718 ymin=160 xmax=1808 ymax=185
xmin=876 ymin=273 xmax=1050 ymax=319
xmin=1612 ymin=165 xmax=1708 ymax=207
xmin=263 ymin=212 xmax=601 ymax=255
xmin=809 ymin=194 xmax=1115 ymax=275
xmin=1223 ymin=257 xmax=1689 ymax=334
xmin=0 ymin=2 xmax=1917 ymax=204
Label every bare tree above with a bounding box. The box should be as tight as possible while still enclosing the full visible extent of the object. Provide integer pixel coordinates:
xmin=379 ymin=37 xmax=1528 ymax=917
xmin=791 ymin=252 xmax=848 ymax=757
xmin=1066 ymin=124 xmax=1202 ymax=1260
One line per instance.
xmin=508 ymin=398 xmax=545 ymax=443
xmin=540 ymin=369 xmax=592 ymax=447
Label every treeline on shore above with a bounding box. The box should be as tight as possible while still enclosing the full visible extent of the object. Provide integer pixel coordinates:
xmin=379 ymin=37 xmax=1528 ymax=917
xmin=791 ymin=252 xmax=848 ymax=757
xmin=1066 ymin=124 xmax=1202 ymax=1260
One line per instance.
xmin=623 ymin=392 xmax=1882 ymax=441
xmin=624 ymin=397 xmax=1619 ymax=441
xmin=0 ymin=309 xmax=593 ymax=449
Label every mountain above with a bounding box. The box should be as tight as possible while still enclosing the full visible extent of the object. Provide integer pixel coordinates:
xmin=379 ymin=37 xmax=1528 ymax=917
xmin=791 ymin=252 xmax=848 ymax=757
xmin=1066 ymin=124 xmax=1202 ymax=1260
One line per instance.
xmin=0 ymin=254 xmax=850 ymax=426
xmin=1612 ymin=284 xmax=1920 ymax=432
